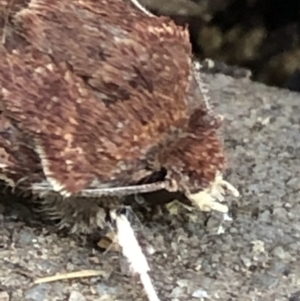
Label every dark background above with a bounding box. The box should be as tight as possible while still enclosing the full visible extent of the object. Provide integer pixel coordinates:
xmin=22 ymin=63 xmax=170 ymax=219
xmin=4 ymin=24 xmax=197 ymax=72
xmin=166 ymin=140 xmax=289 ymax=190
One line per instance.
xmin=142 ymin=0 xmax=300 ymax=91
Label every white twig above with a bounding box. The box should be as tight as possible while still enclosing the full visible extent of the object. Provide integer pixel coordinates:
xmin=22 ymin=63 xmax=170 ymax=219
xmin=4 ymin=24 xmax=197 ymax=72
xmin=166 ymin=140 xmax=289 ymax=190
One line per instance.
xmin=140 ymin=273 xmax=160 ymax=301
xmin=110 ymin=211 xmax=160 ymax=301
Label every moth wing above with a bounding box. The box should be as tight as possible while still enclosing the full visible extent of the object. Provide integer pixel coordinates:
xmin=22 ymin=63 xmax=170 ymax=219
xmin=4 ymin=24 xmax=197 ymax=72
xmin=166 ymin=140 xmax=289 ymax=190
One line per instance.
xmin=0 ymin=0 xmax=192 ymax=195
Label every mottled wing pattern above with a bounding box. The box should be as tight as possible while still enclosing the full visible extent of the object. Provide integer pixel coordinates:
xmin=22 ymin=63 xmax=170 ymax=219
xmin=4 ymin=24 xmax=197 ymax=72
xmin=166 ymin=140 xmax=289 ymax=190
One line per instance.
xmin=0 ymin=0 xmax=192 ymax=195
xmin=0 ymin=111 xmax=44 ymax=189
xmin=161 ymin=114 xmax=226 ymax=193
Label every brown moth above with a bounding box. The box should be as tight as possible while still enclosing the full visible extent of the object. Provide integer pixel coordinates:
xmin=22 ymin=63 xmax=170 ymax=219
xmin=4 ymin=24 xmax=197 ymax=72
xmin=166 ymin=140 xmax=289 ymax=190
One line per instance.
xmin=0 ymin=0 xmax=238 ymax=233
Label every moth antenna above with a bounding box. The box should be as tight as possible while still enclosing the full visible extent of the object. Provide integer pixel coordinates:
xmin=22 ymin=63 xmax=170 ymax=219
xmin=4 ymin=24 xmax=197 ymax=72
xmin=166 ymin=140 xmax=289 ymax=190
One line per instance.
xmin=31 ymin=181 xmax=168 ymax=197
xmin=192 ymin=60 xmax=212 ymax=111
xmin=128 ymin=0 xmax=155 ymax=17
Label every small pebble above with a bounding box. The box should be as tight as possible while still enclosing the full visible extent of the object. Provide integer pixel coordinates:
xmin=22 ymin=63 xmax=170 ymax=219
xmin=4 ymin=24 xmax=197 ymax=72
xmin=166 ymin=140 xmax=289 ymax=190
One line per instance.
xmin=68 ymin=291 xmax=86 ymax=301
xmin=25 ymin=284 xmax=51 ymax=301
xmin=17 ymin=229 xmax=35 ymax=245
xmin=0 ymin=291 xmax=10 ymax=301
xmin=286 ymin=178 xmax=300 ymax=190
xmin=273 ymin=208 xmax=288 ymax=222
xmin=192 ymin=288 xmax=209 ymax=299
xmin=272 ymin=246 xmax=287 ymax=260
xmin=96 ymin=283 xmax=120 ymax=295
xmin=170 ymin=286 xmax=184 ymax=298
xmin=176 ymin=279 xmax=189 ymax=288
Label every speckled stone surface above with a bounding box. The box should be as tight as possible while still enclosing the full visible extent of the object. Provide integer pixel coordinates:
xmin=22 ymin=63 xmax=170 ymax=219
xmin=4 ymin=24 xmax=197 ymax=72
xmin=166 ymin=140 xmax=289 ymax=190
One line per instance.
xmin=1 ymin=73 xmax=300 ymax=301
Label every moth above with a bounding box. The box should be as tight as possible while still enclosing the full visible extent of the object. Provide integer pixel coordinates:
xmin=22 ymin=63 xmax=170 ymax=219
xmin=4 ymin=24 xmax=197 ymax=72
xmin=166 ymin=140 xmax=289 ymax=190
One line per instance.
xmin=0 ymin=0 xmax=238 ymax=233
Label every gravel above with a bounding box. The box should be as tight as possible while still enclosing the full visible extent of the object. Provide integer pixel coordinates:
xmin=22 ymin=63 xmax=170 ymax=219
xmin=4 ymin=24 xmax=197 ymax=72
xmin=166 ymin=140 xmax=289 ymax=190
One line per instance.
xmin=1 ymin=72 xmax=300 ymax=301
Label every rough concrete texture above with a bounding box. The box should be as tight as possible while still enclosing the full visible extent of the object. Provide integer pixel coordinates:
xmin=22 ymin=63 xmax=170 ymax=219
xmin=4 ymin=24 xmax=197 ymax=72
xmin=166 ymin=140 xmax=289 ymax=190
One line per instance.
xmin=1 ymin=73 xmax=300 ymax=301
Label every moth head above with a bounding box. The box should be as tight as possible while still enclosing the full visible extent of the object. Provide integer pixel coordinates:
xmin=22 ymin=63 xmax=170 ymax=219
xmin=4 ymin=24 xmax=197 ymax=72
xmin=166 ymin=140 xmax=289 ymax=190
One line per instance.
xmin=159 ymin=63 xmax=239 ymax=213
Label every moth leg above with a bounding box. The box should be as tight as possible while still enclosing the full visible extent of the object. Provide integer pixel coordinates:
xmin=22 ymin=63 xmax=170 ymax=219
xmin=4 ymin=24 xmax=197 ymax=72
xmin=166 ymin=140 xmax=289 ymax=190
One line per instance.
xmin=187 ymin=172 xmax=239 ymax=214
xmin=38 ymin=195 xmax=124 ymax=234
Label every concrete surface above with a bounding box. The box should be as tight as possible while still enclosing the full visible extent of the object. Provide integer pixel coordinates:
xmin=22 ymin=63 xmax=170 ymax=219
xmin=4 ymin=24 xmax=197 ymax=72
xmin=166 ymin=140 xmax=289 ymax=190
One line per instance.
xmin=1 ymin=73 xmax=300 ymax=301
